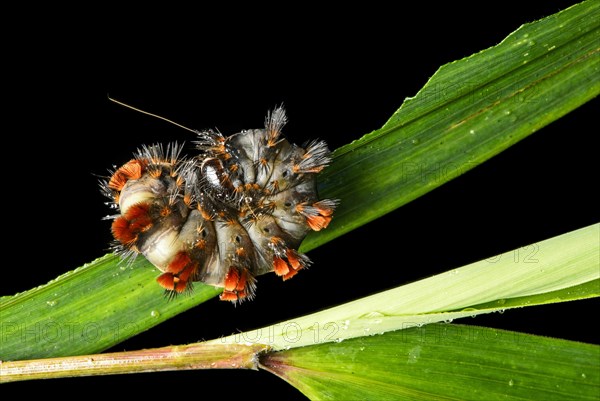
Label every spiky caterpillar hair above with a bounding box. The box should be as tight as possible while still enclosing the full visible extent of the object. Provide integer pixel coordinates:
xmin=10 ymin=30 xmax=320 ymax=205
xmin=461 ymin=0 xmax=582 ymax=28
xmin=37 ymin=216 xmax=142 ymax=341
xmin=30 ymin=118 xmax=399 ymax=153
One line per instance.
xmin=102 ymin=107 xmax=338 ymax=303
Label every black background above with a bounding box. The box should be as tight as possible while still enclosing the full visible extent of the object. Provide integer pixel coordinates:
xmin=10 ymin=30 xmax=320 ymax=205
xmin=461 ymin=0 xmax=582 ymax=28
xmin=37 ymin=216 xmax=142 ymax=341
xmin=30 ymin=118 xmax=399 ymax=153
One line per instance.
xmin=2 ymin=2 xmax=598 ymax=398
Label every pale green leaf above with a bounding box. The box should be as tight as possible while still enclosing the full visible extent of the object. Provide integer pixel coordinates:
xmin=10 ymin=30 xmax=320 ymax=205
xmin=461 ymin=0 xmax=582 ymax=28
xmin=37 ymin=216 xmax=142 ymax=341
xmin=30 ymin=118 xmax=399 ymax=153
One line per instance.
xmin=213 ymin=224 xmax=599 ymax=350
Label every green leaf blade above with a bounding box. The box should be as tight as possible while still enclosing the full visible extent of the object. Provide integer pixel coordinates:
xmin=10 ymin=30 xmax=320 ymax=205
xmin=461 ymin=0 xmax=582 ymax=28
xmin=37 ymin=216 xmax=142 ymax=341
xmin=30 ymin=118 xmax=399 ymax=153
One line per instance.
xmin=0 ymin=255 xmax=221 ymax=360
xmin=302 ymin=1 xmax=600 ymax=251
xmin=261 ymin=324 xmax=600 ymax=401
xmin=215 ymin=223 xmax=599 ymax=350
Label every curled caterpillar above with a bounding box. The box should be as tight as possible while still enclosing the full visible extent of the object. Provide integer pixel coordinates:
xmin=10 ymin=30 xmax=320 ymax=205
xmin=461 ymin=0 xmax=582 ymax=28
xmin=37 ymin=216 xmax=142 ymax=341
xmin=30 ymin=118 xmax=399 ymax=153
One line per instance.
xmin=101 ymin=107 xmax=337 ymax=303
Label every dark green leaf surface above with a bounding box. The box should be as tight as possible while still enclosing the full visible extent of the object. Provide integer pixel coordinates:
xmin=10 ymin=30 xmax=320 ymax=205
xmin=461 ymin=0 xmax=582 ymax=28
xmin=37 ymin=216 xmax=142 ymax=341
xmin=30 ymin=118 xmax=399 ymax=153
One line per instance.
xmin=0 ymin=256 xmax=221 ymax=360
xmin=301 ymin=0 xmax=600 ymax=251
xmin=261 ymin=324 xmax=600 ymax=400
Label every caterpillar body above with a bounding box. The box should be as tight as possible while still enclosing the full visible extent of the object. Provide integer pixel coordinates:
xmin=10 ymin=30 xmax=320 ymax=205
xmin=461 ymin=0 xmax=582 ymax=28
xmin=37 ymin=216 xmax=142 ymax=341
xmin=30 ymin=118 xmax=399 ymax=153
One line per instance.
xmin=101 ymin=107 xmax=336 ymax=303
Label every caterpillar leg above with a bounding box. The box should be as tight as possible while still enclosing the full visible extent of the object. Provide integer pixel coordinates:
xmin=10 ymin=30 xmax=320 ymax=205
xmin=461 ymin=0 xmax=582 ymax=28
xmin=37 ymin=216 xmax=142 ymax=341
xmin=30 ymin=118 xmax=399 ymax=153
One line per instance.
xmin=273 ymin=248 xmax=311 ymax=280
xmin=220 ymin=267 xmax=256 ymax=302
xmin=156 ymin=251 xmax=198 ymax=294
xmin=296 ymin=199 xmax=338 ymax=231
